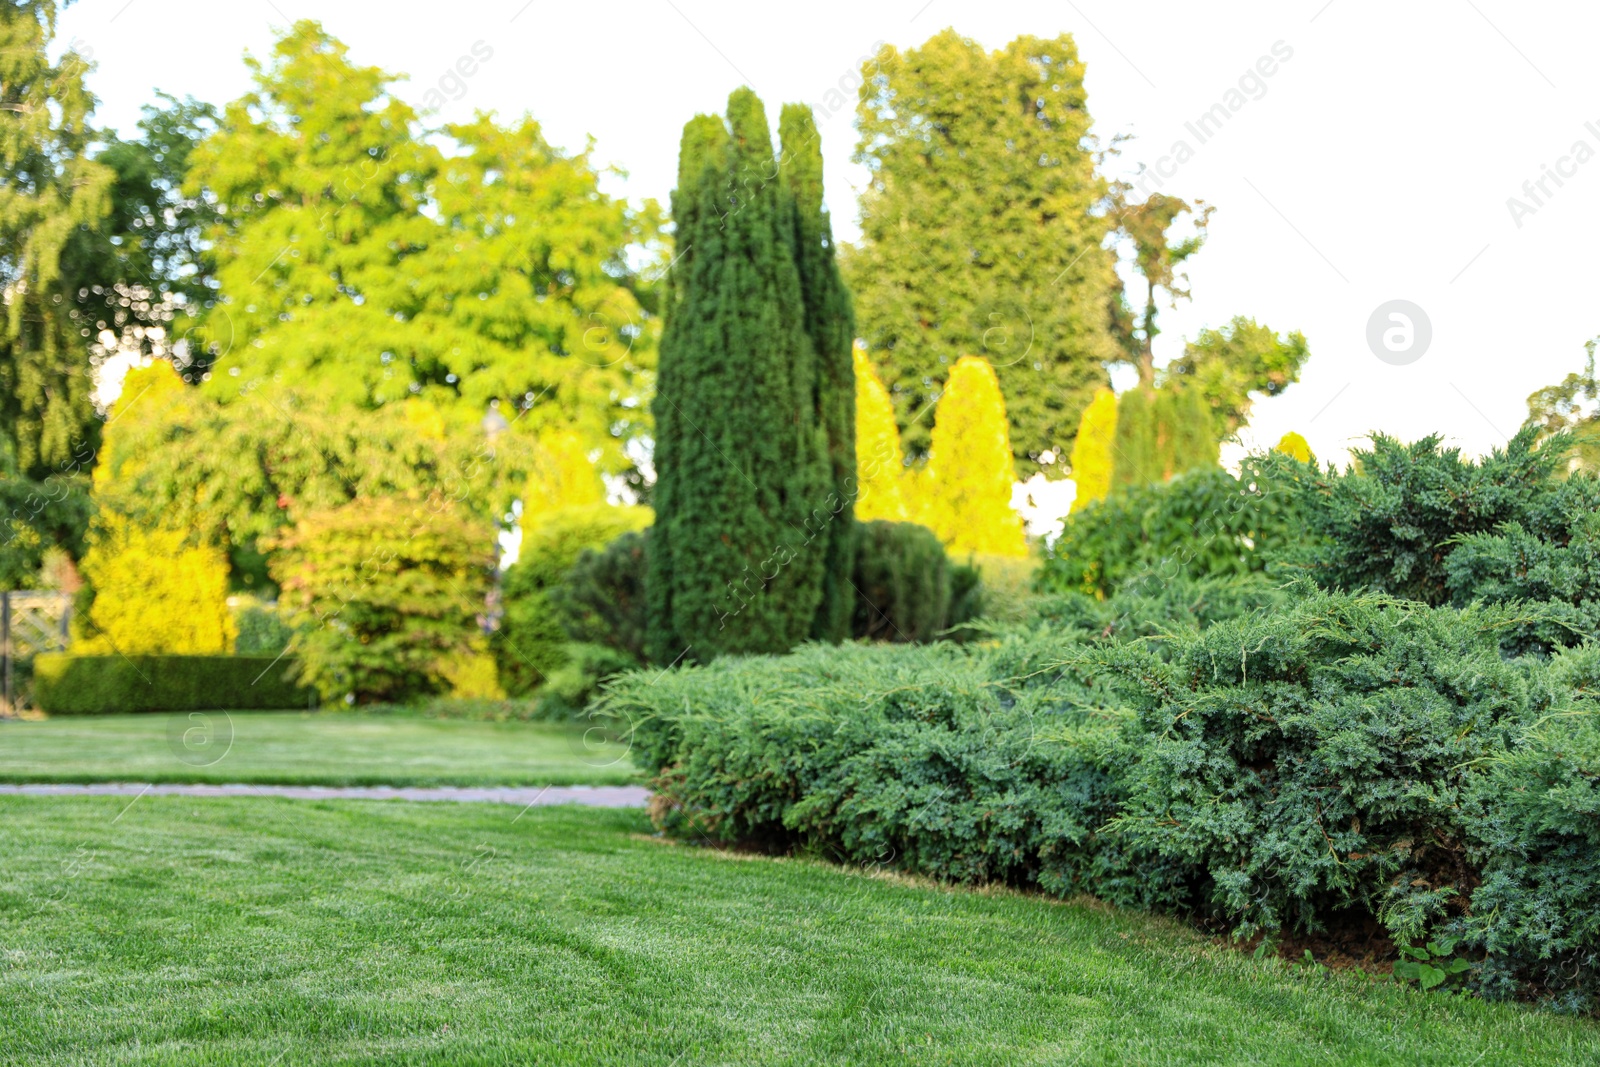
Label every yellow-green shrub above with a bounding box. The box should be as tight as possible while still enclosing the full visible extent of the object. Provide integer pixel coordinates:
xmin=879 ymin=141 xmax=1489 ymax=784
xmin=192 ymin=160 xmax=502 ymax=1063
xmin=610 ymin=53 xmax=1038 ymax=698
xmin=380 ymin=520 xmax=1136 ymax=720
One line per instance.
xmin=269 ymin=496 xmax=497 ymax=704
xmin=853 ymin=342 xmax=907 ymax=521
xmin=921 ymin=356 xmax=1026 ymax=557
xmin=1069 ymin=388 xmax=1117 ymax=514
xmin=75 ymin=516 xmax=236 ymax=654
xmin=1274 ymin=430 xmax=1313 ymax=464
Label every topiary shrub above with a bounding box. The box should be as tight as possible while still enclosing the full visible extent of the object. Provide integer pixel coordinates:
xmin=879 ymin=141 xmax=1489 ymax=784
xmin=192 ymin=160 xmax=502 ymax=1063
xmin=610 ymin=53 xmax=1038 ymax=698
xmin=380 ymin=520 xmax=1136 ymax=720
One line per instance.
xmin=269 ymin=497 xmax=496 ymax=704
xmin=850 ymin=520 xmax=952 ymax=642
xmin=495 ymin=504 xmax=651 ymax=694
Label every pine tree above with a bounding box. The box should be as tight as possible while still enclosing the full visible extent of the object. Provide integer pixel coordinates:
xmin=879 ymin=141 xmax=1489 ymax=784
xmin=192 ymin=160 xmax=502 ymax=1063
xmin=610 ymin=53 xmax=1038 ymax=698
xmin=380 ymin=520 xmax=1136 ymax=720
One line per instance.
xmin=854 ymin=342 xmax=907 ymax=521
xmin=0 ymin=4 xmax=114 ymax=479
xmin=647 ymin=89 xmax=831 ymax=663
xmin=1113 ymin=387 xmax=1158 ymax=488
xmin=779 ymin=104 xmax=856 ymax=643
xmin=1069 ymin=388 xmax=1117 ymax=514
xmin=923 ymin=356 xmax=1026 ymax=557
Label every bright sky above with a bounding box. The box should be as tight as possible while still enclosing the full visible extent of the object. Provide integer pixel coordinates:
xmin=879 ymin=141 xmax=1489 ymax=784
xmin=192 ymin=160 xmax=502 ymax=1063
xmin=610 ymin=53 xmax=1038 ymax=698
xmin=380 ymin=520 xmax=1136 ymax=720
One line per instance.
xmin=59 ymin=0 xmax=1600 ymax=470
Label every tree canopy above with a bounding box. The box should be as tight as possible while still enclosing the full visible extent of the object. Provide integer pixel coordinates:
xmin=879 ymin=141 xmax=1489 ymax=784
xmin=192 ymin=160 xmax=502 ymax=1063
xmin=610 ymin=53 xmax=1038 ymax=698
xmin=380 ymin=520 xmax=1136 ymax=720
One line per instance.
xmin=186 ymin=20 xmax=660 ymax=490
xmin=843 ymin=30 xmax=1122 ymax=476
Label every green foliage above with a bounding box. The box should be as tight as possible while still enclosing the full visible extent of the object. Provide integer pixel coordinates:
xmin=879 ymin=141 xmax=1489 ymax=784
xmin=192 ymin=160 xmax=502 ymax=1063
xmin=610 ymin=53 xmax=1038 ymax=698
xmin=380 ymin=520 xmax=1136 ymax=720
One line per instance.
xmin=550 ymin=528 xmax=649 ymax=664
xmin=496 ymin=505 xmax=649 ymax=695
xmin=1107 ymin=588 xmax=1560 ymax=943
xmin=233 ymin=599 xmax=293 ymax=655
xmin=1524 ymin=337 xmax=1600 ymax=472
xmin=1040 ymin=460 xmax=1306 ymax=599
xmin=1392 ymin=940 xmax=1473 ymax=993
xmin=269 ymin=497 xmax=496 ymax=704
xmin=1296 ymin=425 xmax=1566 ymax=607
xmin=780 ymin=104 xmax=857 ymax=643
xmin=1165 ymin=317 xmax=1311 ymax=442
xmin=0 ymin=4 xmax=113 ymax=479
xmin=611 ymin=634 xmax=1180 ymax=909
xmin=1030 ymin=570 xmax=1290 ymax=648
xmin=648 ymin=89 xmax=836 ymax=663
xmin=843 ymin=30 xmax=1121 ymax=474
xmin=534 ymin=642 xmax=641 ymax=721
xmin=1113 ymin=192 xmax=1212 ymax=379
xmin=850 ymin=520 xmax=953 ymax=643
xmin=1458 ymin=646 xmax=1600 ymax=1007
xmin=1153 ymin=384 xmax=1219 ymax=480
xmin=32 ymin=653 xmax=310 ymax=713
xmin=1112 ymin=387 xmax=1159 ymax=489
xmin=186 ymin=21 xmax=657 ymax=489
xmin=0 ymin=439 xmax=89 ymax=589
xmin=68 ymin=94 xmax=222 ymax=381
xmin=89 ymin=385 xmax=501 ymax=591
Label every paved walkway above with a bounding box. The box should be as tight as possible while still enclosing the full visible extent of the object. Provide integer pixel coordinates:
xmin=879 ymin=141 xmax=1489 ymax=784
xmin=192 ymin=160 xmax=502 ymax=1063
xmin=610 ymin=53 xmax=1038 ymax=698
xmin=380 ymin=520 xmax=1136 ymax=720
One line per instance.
xmin=0 ymin=782 xmax=650 ymax=808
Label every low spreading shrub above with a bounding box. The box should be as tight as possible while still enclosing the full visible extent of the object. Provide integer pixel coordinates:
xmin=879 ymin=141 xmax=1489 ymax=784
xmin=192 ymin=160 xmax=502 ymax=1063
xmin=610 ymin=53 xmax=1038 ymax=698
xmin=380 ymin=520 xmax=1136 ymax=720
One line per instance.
xmin=1039 ymin=459 xmax=1307 ymax=599
xmin=616 ymin=586 xmax=1600 ymax=1009
xmin=33 ymin=653 xmax=312 ymax=713
xmin=611 ymin=636 xmax=1186 ymax=911
xmin=1028 ymin=570 xmax=1289 ymax=647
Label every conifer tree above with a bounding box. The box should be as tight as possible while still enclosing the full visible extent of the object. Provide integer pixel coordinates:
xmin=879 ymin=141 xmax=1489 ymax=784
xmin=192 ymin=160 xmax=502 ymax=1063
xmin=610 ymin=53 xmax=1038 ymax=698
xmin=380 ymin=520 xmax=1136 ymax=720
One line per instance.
xmin=923 ymin=356 xmax=1026 ymax=557
xmin=0 ymin=4 xmax=113 ymax=479
xmin=854 ymin=342 xmax=907 ymax=522
xmin=1113 ymin=384 xmax=1217 ymax=488
xmin=844 ymin=31 xmax=1122 ymax=475
xmin=647 ymin=89 xmax=830 ymax=663
xmin=1113 ymin=387 xmax=1158 ymax=489
xmin=1155 ymin=386 xmax=1218 ymax=479
xmin=779 ymin=104 xmax=856 ymax=642
xmin=1069 ymin=388 xmax=1117 ymax=514
xmin=1274 ymin=430 xmax=1313 ymax=464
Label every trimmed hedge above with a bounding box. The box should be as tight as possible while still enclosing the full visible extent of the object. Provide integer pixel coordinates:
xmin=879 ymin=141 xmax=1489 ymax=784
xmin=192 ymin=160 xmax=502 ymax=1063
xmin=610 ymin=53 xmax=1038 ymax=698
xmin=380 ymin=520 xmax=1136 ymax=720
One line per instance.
xmin=32 ymin=654 xmax=313 ymax=714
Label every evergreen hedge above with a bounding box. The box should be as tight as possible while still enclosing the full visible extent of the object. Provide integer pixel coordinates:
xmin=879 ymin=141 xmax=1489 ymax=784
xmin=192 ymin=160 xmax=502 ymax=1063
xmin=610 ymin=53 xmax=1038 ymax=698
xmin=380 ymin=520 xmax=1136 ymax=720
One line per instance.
xmin=611 ymin=588 xmax=1600 ymax=1008
xmin=32 ymin=653 xmax=312 ymax=714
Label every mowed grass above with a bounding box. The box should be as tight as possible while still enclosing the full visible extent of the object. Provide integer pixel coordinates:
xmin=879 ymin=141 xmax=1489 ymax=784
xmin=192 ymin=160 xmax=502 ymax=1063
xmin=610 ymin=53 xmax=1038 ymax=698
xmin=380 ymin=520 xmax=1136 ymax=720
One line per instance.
xmin=0 ymin=712 xmax=637 ymax=787
xmin=2 ymin=797 xmax=1597 ymax=1066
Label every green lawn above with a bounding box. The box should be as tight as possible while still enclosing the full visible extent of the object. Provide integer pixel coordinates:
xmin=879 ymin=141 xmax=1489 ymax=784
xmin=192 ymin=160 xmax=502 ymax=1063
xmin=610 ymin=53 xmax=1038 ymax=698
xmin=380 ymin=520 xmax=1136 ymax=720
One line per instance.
xmin=2 ymin=797 xmax=1596 ymax=1065
xmin=0 ymin=712 xmax=637 ymax=787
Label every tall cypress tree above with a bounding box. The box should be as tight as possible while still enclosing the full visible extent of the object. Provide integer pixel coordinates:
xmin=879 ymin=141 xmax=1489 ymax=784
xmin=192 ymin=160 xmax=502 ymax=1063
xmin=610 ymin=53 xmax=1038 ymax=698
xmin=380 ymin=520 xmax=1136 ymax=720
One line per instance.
xmin=647 ymin=89 xmax=830 ymax=663
xmin=779 ymin=104 xmax=856 ymax=642
xmin=1112 ymin=387 xmax=1158 ymax=489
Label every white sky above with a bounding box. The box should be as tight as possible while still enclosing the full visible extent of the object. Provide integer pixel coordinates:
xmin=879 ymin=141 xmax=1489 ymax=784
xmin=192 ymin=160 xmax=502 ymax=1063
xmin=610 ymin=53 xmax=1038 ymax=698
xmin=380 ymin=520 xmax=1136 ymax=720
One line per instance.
xmin=60 ymin=0 xmax=1600 ymax=469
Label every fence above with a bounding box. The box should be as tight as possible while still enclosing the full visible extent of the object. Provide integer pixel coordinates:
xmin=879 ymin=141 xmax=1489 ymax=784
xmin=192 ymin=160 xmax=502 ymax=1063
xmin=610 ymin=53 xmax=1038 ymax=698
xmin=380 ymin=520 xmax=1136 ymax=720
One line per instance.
xmin=1 ymin=591 xmax=72 ymax=713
